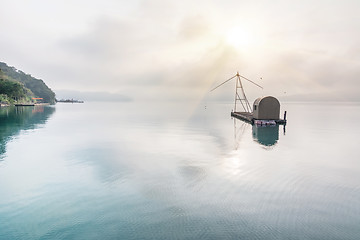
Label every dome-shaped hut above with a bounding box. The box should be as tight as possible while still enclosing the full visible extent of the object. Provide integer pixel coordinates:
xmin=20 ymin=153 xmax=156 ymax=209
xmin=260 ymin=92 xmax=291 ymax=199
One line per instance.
xmin=253 ymin=96 xmax=280 ymax=120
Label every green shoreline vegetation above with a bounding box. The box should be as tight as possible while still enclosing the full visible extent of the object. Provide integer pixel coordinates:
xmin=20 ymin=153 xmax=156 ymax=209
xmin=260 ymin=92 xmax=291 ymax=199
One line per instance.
xmin=0 ymin=62 xmax=55 ymax=105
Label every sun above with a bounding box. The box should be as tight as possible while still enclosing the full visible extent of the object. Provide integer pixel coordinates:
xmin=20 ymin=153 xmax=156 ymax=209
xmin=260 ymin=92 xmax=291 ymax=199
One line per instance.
xmin=225 ymin=27 xmax=255 ymax=49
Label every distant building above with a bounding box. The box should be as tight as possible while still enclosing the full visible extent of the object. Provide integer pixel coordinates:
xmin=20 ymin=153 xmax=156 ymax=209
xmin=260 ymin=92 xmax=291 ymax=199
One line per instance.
xmin=253 ymin=96 xmax=280 ymax=120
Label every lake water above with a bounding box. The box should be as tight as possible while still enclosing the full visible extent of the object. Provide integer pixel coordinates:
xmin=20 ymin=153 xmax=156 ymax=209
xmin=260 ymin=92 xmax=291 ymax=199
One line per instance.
xmin=0 ymin=102 xmax=359 ymax=239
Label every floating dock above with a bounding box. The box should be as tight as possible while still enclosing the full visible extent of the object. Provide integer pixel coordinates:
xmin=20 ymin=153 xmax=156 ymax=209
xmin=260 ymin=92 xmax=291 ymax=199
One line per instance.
xmin=231 ymin=111 xmax=287 ymax=125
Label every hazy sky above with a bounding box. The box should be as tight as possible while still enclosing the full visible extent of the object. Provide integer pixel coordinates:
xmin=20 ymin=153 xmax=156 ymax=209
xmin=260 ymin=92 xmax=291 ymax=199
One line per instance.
xmin=1 ymin=0 xmax=360 ymax=102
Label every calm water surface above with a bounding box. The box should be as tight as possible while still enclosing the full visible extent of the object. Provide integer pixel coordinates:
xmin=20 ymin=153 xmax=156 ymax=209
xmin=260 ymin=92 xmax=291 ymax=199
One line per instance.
xmin=0 ymin=102 xmax=359 ymax=239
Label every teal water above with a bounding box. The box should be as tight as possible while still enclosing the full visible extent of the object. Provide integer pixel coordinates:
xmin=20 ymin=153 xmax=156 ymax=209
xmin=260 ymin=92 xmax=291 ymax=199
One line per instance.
xmin=0 ymin=102 xmax=359 ymax=239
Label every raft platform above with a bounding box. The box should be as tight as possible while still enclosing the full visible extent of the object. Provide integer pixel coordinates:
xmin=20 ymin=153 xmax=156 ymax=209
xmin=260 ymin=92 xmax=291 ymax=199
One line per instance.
xmin=231 ymin=112 xmax=287 ymax=125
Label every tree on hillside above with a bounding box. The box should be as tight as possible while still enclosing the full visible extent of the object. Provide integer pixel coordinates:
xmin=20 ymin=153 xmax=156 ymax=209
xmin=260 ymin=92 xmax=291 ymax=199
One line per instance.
xmin=0 ymin=79 xmax=28 ymax=100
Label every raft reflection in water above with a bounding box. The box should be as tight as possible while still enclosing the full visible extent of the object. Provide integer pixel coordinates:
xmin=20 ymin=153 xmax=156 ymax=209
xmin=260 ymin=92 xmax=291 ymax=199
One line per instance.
xmin=252 ymin=124 xmax=279 ymax=147
xmin=233 ymin=119 xmax=283 ymax=149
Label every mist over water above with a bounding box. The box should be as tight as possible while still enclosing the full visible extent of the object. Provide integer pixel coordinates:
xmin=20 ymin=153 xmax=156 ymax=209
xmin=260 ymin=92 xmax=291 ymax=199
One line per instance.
xmin=0 ymin=102 xmax=359 ymax=239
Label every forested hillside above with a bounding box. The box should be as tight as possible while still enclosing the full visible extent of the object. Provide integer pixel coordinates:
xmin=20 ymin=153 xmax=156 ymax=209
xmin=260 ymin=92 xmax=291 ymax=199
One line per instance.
xmin=0 ymin=62 xmax=55 ymax=104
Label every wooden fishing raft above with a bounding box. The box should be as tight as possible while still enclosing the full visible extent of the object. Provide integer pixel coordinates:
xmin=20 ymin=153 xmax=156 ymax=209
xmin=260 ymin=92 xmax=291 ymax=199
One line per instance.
xmin=211 ymin=72 xmax=287 ymax=125
xmin=231 ymin=111 xmax=287 ymax=125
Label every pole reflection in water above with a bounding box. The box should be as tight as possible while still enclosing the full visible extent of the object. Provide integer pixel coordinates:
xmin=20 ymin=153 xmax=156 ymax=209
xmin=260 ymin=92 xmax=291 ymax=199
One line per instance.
xmin=233 ymin=119 xmax=249 ymax=150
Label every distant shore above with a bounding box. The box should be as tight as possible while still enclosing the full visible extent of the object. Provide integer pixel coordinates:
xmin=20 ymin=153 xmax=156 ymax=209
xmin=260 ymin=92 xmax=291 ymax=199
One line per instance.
xmin=0 ymin=102 xmax=51 ymax=107
xmin=56 ymin=99 xmax=84 ymax=103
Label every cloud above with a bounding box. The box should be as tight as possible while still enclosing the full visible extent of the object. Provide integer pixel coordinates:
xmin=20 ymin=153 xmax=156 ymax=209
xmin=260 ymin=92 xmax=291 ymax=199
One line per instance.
xmin=1 ymin=0 xmax=360 ymax=103
xmin=178 ymin=15 xmax=211 ymax=40
xmin=57 ymin=13 xmax=235 ymax=101
xmin=254 ymin=48 xmax=360 ymax=102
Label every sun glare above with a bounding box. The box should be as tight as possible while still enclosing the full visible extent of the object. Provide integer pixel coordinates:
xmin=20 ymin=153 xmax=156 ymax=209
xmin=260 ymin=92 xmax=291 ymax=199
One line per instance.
xmin=225 ymin=27 xmax=255 ymax=49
